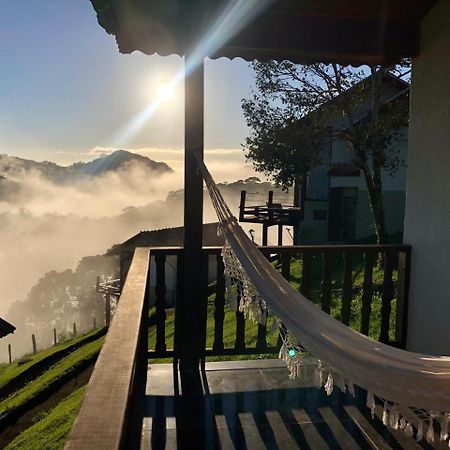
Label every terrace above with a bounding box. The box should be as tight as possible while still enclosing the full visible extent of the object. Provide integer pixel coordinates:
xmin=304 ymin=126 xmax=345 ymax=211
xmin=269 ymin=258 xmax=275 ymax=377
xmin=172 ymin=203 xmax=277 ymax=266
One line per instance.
xmin=65 ymin=1 xmax=450 ymax=449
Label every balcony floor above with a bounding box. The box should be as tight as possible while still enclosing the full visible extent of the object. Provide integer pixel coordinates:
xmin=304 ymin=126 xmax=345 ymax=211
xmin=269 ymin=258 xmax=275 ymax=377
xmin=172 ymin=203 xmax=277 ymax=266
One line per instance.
xmin=141 ymin=360 xmax=437 ymax=450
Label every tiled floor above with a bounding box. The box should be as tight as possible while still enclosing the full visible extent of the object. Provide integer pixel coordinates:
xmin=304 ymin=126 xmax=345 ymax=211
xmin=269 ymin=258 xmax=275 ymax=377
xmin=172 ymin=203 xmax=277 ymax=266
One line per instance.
xmin=141 ymin=360 xmax=440 ymax=450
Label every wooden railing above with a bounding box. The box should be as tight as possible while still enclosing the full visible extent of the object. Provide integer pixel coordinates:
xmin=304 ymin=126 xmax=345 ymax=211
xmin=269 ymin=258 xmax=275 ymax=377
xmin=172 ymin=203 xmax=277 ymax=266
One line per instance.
xmin=66 ymin=243 xmax=411 ymax=449
xmin=147 ymin=244 xmax=411 ymax=360
xmin=65 ymin=248 xmax=150 ymax=450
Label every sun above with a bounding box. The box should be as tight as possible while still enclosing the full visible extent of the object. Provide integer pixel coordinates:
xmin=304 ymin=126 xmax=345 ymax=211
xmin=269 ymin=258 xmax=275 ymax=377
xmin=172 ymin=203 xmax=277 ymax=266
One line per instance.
xmin=156 ymin=82 xmax=175 ymax=102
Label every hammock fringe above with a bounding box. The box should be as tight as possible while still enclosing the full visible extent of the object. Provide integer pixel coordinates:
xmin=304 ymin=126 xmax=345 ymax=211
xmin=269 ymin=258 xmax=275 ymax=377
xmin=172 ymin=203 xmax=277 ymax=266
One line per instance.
xmin=196 ymin=154 xmax=450 ymax=447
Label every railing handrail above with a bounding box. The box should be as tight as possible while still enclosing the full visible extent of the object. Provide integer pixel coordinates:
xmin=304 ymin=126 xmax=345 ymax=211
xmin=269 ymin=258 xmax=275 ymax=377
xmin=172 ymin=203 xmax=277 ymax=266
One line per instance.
xmin=182 ymin=244 xmax=411 ymax=256
xmin=258 ymin=244 xmax=411 ymax=253
xmin=65 ymin=248 xmax=150 ymax=450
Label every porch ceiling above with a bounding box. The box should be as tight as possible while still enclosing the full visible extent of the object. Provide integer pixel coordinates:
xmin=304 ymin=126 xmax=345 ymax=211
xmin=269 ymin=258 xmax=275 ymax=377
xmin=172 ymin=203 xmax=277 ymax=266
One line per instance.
xmin=90 ymin=0 xmax=437 ymax=65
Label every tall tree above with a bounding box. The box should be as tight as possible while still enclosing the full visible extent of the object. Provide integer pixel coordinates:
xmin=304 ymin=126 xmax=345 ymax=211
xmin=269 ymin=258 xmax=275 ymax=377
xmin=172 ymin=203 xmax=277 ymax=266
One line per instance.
xmin=242 ymin=61 xmax=409 ymax=244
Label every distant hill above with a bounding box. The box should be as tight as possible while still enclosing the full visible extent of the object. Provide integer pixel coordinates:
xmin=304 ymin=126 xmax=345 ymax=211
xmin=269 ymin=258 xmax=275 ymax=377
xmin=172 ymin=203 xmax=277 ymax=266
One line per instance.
xmin=0 ymin=150 xmax=173 ymax=185
xmin=68 ymin=150 xmax=172 ymax=177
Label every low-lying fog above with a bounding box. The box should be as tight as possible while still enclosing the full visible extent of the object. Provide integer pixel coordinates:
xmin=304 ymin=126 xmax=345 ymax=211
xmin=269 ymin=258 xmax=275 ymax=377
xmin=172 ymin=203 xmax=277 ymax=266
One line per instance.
xmin=0 ymin=151 xmax=290 ymax=362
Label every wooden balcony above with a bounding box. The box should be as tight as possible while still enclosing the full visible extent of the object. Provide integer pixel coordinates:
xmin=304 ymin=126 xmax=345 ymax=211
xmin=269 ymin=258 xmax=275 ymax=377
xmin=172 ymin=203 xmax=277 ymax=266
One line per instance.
xmin=238 ymin=190 xmax=301 ymax=245
xmin=65 ymin=244 xmax=421 ymax=450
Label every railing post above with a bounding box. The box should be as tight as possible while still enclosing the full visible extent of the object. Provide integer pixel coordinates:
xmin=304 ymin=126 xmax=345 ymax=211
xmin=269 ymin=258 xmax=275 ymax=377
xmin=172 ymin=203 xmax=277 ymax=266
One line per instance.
xmin=239 ymin=190 xmax=246 ymax=221
xmin=341 ymin=252 xmax=354 ymax=325
xmin=262 ymin=223 xmax=269 ymax=246
xmin=54 ymin=328 xmax=57 ymax=346
xmin=360 ymin=251 xmax=375 ymax=335
xmin=320 ymin=253 xmax=333 ymax=314
xmin=281 ymin=253 xmax=291 ymax=282
xmin=277 ymin=225 xmax=283 ymax=246
xmin=256 ymin=322 xmax=267 ymax=352
xmin=396 ymin=248 xmax=411 ymax=348
xmin=105 ymin=291 xmax=111 ymax=326
xmin=213 ymin=254 xmax=225 ymax=353
xmin=155 ymin=253 xmax=167 ymax=355
xmin=234 ymin=291 xmax=246 ymax=353
xmin=8 ymin=343 xmax=12 ymax=364
xmin=301 ymin=252 xmax=312 ymax=298
xmin=380 ymin=250 xmax=396 ymax=343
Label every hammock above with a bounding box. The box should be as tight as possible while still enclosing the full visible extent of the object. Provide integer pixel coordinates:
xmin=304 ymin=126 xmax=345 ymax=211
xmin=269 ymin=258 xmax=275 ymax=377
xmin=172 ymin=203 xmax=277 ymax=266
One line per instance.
xmin=196 ymin=156 xmax=450 ymax=446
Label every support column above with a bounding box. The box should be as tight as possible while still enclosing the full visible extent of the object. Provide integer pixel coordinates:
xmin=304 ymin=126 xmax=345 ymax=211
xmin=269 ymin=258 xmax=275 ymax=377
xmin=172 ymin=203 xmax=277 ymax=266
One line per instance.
xmin=404 ymin=0 xmax=450 ymax=355
xmin=179 ymin=55 xmax=205 ymax=388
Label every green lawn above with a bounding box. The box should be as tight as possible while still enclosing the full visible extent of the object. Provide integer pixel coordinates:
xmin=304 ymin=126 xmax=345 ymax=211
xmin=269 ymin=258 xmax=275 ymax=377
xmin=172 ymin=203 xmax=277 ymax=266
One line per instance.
xmin=0 ymin=338 xmax=103 ymax=420
xmin=0 ymin=327 xmax=105 ymax=393
xmin=4 ymin=386 xmax=86 ymax=450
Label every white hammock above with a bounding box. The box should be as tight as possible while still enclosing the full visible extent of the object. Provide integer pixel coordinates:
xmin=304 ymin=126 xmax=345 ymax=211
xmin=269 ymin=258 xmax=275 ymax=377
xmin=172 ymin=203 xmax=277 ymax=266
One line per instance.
xmin=197 ymin=156 xmax=450 ymax=446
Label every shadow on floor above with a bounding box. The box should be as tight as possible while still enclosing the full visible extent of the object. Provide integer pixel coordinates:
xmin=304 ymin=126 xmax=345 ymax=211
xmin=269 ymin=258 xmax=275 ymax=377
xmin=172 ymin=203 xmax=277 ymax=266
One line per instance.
xmin=140 ymin=361 xmax=435 ymax=450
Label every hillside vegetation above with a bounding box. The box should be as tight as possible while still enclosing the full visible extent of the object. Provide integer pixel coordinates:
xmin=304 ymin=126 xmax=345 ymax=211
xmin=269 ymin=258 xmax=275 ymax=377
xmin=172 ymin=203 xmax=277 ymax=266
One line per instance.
xmin=0 ymin=328 xmax=106 ymax=449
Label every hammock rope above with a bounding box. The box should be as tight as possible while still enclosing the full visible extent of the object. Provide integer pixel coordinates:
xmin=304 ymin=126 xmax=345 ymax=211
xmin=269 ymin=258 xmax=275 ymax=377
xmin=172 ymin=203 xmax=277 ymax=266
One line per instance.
xmin=196 ymin=155 xmax=450 ymax=446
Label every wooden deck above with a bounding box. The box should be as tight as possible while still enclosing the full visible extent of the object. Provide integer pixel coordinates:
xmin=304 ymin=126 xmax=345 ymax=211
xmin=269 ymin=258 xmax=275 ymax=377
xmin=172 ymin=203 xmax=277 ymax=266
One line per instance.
xmin=141 ymin=360 xmax=438 ymax=450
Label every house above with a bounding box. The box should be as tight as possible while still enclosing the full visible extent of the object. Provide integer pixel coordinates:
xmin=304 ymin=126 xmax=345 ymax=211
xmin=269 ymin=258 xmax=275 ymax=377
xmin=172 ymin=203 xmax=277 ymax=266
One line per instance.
xmin=299 ymin=74 xmax=410 ymax=244
xmin=106 ymin=222 xmax=224 ymax=306
xmin=0 ymin=317 xmax=15 ymax=339
xmin=238 ymin=73 xmax=409 ymax=245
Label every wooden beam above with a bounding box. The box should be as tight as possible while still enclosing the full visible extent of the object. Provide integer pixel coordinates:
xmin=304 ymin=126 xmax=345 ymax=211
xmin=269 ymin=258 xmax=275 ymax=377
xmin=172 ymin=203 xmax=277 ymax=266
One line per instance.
xmin=65 ymin=248 xmax=150 ymax=450
xmin=179 ymin=55 xmax=205 ymax=383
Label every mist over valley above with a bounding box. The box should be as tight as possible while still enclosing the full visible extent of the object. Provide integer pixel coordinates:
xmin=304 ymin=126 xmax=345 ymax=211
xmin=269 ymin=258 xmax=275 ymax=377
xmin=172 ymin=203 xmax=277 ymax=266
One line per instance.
xmin=0 ymin=150 xmax=281 ymax=362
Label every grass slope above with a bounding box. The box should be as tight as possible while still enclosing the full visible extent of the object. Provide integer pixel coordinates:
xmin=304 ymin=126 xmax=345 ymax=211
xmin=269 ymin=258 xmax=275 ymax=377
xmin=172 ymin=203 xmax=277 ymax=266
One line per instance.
xmin=0 ymin=338 xmax=103 ymax=423
xmin=4 ymin=386 xmax=86 ymax=450
xmin=0 ymin=327 xmax=106 ymax=395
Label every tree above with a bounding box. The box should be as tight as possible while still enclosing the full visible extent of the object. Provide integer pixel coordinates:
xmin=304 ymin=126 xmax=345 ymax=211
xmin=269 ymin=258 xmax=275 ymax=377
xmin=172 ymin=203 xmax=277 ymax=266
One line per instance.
xmin=7 ymin=255 xmax=119 ymax=334
xmin=242 ymin=61 xmax=409 ymax=244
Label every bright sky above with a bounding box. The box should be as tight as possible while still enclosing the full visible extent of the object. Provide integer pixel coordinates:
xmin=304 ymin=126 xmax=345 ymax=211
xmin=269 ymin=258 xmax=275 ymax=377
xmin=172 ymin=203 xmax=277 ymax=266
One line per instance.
xmin=0 ymin=1 xmax=257 ymax=176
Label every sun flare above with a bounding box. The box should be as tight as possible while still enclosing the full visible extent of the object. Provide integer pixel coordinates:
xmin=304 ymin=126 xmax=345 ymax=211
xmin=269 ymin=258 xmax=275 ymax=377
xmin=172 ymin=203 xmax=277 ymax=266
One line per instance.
xmin=156 ymin=82 xmax=175 ymax=102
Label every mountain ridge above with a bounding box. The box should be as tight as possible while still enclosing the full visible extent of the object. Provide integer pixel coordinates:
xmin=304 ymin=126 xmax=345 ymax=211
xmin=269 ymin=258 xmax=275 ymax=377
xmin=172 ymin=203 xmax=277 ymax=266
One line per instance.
xmin=0 ymin=150 xmax=173 ymax=184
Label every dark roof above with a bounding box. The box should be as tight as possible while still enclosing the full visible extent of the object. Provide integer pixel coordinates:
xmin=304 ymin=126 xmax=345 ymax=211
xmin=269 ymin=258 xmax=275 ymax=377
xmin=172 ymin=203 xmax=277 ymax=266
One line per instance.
xmin=106 ymin=222 xmax=224 ymax=255
xmin=90 ymin=0 xmax=436 ymax=65
xmin=0 ymin=317 xmax=16 ymax=339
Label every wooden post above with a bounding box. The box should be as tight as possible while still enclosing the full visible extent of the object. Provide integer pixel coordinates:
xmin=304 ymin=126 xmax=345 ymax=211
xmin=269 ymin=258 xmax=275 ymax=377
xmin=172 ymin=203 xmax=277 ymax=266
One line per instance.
xmin=93 ymin=317 xmax=97 ymax=329
xmin=179 ymin=54 xmax=205 ymax=391
xmin=396 ymin=249 xmax=411 ymax=348
xmin=278 ymin=224 xmax=283 ymax=246
xmin=32 ymin=334 xmax=37 ymax=354
xmin=268 ymin=190 xmax=274 ymax=205
xmin=154 ymin=253 xmax=167 ymax=355
xmin=73 ymin=322 xmax=77 ymax=337
xmin=262 ymin=223 xmax=268 ymax=246
xmin=105 ymin=291 xmax=111 ymax=326
xmin=8 ymin=343 xmax=12 ymax=364
xmin=239 ymin=190 xmax=246 ymax=221
xmin=53 ymin=328 xmax=57 ymax=346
